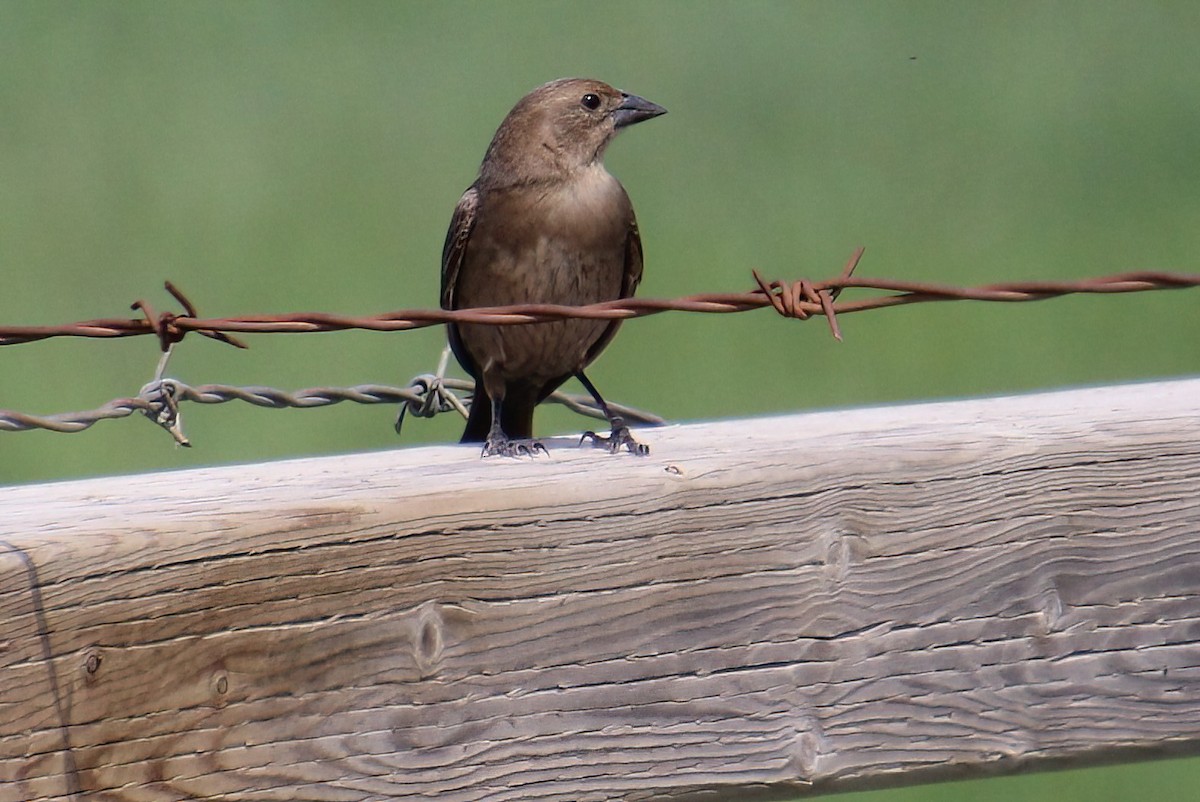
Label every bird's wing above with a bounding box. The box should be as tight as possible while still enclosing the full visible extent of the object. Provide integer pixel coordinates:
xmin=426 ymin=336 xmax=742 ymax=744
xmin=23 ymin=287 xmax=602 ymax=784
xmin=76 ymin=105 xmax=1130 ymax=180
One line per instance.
xmin=440 ymin=185 xmax=480 ymax=311
xmin=622 ymin=211 xmax=645 ymax=298
xmin=441 ymin=185 xmax=482 ymax=382
xmin=578 ymin=207 xmax=644 ymax=371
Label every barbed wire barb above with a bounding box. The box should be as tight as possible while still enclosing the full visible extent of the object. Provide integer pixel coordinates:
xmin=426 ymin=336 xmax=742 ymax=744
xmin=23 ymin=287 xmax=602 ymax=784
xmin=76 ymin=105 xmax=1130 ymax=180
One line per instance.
xmin=395 ymin=345 xmax=470 ymax=435
xmin=139 ymin=379 xmax=190 ymax=446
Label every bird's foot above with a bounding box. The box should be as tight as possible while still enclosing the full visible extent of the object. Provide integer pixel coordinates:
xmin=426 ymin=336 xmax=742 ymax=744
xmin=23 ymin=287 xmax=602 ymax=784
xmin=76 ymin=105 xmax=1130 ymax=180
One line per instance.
xmin=580 ymin=417 xmax=649 ymax=456
xmin=481 ymin=434 xmax=548 ymax=458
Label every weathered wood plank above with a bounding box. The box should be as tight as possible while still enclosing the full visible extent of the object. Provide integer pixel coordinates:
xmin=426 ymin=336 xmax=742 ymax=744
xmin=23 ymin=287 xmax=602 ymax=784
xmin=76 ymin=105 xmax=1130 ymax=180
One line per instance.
xmin=2 ymin=378 xmax=1200 ymax=800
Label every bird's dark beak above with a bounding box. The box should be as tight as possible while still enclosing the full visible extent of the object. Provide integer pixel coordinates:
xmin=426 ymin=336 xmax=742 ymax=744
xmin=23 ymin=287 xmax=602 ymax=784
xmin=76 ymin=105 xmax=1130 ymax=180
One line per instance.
xmin=613 ymin=92 xmax=667 ymax=128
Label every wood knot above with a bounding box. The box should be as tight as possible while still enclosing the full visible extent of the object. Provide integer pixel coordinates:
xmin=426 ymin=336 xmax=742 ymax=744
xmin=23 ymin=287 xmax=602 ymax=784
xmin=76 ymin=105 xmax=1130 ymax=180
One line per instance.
xmin=788 ymin=716 xmax=829 ymax=778
xmin=82 ymin=648 xmax=103 ymax=685
xmin=414 ymin=603 xmax=445 ymax=677
xmin=821 ymin=526 xmax=866 ymax=585
xmin=1036 ymin=584 xmax=1066 ymax=634
xmin=211 ymin=670 xmax=231 ymax=704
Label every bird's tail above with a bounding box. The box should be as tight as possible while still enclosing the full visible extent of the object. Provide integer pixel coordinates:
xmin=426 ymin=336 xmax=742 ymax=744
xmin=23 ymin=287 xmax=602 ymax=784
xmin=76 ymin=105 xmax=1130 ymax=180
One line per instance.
xmin=460 ymin=382 xmax=538 ymax=442
xmin=460 ymin=383 xmax=492 ymax=443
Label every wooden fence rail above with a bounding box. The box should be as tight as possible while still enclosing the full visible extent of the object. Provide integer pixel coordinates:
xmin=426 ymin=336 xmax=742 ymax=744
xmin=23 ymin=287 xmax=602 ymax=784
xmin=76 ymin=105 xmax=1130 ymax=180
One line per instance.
xmin=3 ymin=378 xmax=1200 ymax=801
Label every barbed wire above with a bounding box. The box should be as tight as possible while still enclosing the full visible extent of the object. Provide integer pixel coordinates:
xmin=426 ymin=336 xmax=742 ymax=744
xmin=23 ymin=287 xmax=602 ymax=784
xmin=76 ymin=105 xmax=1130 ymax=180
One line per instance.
xmin=2 ymin=249 xmax=1198 ymax=445
xmin=0 ymin=375 xmax=665 ymax=444
xmin=5 ymin=249 xmax=1197 ymax=350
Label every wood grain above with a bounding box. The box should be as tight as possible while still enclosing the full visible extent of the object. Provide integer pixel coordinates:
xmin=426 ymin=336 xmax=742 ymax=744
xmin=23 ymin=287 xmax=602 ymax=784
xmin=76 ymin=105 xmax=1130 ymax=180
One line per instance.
xmin=3 ymin=378 xmax=1200 ymax=800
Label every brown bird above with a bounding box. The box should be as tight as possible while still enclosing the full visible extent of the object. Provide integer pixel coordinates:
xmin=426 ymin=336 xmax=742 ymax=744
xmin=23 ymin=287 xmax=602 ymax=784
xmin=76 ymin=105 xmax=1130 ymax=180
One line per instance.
xmin=441 ymin=78 xmax=666 ymax=456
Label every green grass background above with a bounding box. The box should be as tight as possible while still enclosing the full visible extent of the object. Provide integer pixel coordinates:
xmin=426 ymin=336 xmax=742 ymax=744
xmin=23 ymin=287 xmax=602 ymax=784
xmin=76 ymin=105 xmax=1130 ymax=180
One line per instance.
xmin=3 ymin=1 xmax=1198 ymax=797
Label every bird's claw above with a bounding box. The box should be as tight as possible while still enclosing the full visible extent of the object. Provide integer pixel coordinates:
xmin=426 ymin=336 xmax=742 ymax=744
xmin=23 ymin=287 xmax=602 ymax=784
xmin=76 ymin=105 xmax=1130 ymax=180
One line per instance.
xmin=481 ymin=436 xmax=548 ymax=458
xmin=580 ymin=418 xmax=649 ymax=456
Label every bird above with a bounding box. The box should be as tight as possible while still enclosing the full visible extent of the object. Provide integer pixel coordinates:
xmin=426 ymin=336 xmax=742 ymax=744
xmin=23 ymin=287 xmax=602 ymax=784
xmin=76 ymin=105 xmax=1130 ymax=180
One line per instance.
xmin=440 ymin=78 xmax=666 ymax=457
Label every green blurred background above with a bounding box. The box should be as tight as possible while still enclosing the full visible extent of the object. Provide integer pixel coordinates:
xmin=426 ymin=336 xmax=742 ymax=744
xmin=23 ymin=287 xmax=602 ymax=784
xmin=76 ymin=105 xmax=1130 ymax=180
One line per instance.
xmin=2 ymin=1 xmax=1198 ymax=797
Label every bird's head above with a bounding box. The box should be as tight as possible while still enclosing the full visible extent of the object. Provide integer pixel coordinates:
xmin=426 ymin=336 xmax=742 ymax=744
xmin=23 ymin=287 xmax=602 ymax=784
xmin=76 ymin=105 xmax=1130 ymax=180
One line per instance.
xmin=480 ymin=78 xmax=666 ymax=186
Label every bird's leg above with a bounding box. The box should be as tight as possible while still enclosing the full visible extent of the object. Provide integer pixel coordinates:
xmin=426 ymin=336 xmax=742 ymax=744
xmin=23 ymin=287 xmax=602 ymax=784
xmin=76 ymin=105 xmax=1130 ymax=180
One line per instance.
xmin=481 ymin=396 xmax=547 ymax=458
xmin=575 ymin=371 xmax=649 ymax=456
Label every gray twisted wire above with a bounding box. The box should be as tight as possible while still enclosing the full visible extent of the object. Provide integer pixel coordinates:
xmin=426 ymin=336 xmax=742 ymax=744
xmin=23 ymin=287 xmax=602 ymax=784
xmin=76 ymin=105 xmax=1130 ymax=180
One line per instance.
xmin=0 ymin=377 xmax=664 ymax=445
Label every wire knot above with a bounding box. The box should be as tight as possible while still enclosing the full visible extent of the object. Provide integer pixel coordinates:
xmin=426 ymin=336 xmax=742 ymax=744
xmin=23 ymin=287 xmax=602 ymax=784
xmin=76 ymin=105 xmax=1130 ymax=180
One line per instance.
xmin=752 ymin=273 xmax=821 ymax=320
xmin=131 ymin=282 xmax=247 ymax=352
xmin=138 ymin=378 xmax=190 ymax=446
xmin=394 ymin=372 xmax=471 ymax=434
xmin=751 ymin=247 xmax=864 ymax=341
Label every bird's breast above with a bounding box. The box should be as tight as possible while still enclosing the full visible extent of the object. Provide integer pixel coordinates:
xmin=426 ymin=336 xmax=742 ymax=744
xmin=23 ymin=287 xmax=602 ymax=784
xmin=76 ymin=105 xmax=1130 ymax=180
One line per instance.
xmin=451 ymin=170 xmax=635 ymax=383
xmin=460 ymin=172 xmax=631 ymax=308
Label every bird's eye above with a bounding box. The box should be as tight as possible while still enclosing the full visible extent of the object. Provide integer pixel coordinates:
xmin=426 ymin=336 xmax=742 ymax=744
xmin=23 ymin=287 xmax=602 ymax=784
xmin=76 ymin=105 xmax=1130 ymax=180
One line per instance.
xmin=580 ymin=93 xmax=602 ymax=111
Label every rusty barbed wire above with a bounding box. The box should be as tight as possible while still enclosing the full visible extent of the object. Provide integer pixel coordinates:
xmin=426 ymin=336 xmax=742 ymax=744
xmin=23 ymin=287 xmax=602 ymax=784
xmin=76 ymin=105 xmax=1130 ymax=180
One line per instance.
xmin=0 ymin=376 xmax=665 ymax=443
xmin=5 ymin=249 xmax=1197 ymax=349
